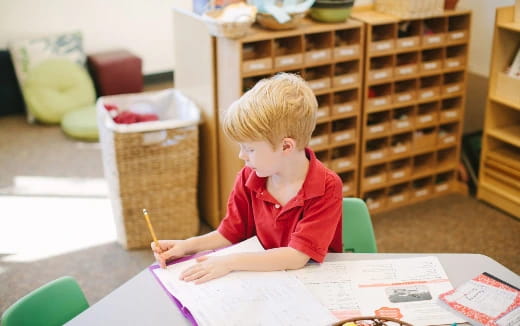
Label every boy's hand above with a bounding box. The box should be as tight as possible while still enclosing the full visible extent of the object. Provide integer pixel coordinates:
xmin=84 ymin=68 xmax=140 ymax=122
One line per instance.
xmin=151 ymin=240 xmax=188 ymax=269
xmin=180 ymin=256 xmax=232 ymax=284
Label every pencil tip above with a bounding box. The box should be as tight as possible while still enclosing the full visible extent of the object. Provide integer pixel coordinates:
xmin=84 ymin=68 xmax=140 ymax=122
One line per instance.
xmin=143 ymin=208 xmax=147 ymax=214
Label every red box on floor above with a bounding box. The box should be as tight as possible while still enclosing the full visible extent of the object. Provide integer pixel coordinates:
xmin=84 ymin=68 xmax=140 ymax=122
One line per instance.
xmin=88 ymin=50 xmax=143 ymax=96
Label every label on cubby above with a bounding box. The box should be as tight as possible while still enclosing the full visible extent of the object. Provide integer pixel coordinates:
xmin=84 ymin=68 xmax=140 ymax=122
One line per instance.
xmin=420 ymin=90 xmax=435 ymax=99
xmin=374 ymin=41 xmax=392 ymax=51
xmin=317 ymin=108 xmax=328 ymax=118
xmin=446 ymin=59 xmax=461 ymax=68
xmin=335 ymin=46 xmax=358 ymax=59
xmin=397 ymin=37 xmax=419 ymax=49
xmin=424 ymin=35 xmax=442 ymax=45
xmin=334 ymin=131 xmax=353 ymax=142
xmin=335 ymin=104 xmax=354 ymax=114
xmin=423 ymin=62 xmax=439 ymax=70
xmin=397 ymin=93 xmax=412 ymax=102
xmin=394 ymin=120 xmax=410 ymax=129
xmin=373 ymin=98 xmax=388 ymax=106
xmin=373 ymin=70 xmax=390 ymax=80
xmin=415 ymin=188 xmax=429 ymax=197
xmin=436 ymin=183 xmax=449 ymax=192
xmin=445 ymin=84 xmax=461 ymax=94
xmin=308 ymin=50 xmax=330 ymax=61
xmin=369 ymin=125 xmax=385 ymax=134
xmin=418 ymin=115 xmax=433 ymax=123
xmin=276 ymin=54 xmax=303 ymax=68
xmin=449 ymin=31 xmax=466 ymax=41
xmin=336 ymin=160 xmax=352 ymax=169
xmin=390 ymin=194 xmax=405 ymax=203
xmin=396 ymin=65 xmax=416 ymax=76
xmin=368 ymin=151 xmax=384 ymax=160
xmin=442 ymin=110 xmax=458 ymax=119
xmin=367 ymin=201 xmax=381 ymax=209
xmin=308 ymin=79 xmax=329 ymax=91
xmin=392 ymin=145 xmax=408 ymax=154
xmin=337 ymin=75 xmax=356 ymax=86
xmin=392 ymin=170 xmax=406 ymax=179
xmin=309 ymin=136 xmax=327 ymax=147
xmin=368 ymin=175 xmax=383 ymax=184
xmin=342 ymin=184 xmax=351 ymax=193
xmin=442 ymin=135 xmax=456 ymax=144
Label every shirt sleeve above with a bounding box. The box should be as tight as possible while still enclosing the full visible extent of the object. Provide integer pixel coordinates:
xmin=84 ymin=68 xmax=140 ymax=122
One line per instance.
xmin=217 ymin=169 xmax=256 ymax=244
xmin=288 ymin=172 xmax=343 ymax=262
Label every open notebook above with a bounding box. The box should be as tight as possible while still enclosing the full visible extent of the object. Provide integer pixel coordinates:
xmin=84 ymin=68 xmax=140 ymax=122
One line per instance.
xmin=149 ymin=236 xmax=337 ymax=326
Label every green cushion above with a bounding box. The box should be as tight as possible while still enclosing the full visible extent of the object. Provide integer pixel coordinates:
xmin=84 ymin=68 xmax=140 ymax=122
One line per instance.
xmin=61 ymin=106 xmax=99 ymax=141
xmin=23 ymin=58 xmax=95 ymax=124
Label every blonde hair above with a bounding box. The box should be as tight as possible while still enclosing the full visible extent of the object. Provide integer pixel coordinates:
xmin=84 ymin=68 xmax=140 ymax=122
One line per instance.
xmin=222 ymin=73 xmax=317 ymax=150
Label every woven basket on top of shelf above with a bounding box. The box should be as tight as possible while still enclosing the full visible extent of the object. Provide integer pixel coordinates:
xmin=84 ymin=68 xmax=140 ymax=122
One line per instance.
xmin=374 ymin=0 xmax=444 ymax=18
xmin=97 ymin=89 xmax=200 ymax=249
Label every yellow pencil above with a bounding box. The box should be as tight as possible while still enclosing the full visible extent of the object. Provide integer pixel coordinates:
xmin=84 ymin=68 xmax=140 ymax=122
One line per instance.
xmin=142 ymin=208 xmax=159 ymax=250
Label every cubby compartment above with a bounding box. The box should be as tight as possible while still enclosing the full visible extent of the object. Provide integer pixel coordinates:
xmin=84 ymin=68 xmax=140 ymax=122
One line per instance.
xmin=369 ymin=23 xmax=396 ymax=54
xmin=315 ymin=149 xmax=330 ymax=168
xmin=316 ymin=94 xmax=331 ymax=122
xmin=304 ymin=64 xmax=332 ymax=92
xmin=309 ymin=122 xmax=330 ymax=149
xmin=421 ymin=48 xmax=443 ymax=73
xmin=387 ymin=182 xmax=410 ymax=207
xmin=422 ymin=17 xmax=446 ymax=47
xmin=495 ymin=72 xmax=520 ymax=104
xmin=389 ymin=158 xmax=412 ymax=182
xmin=367 ymin=83 xmax=393 ymax=111
xmin=242 ymin=40 xmax=272 ymax=75
xmin=364 ymin=189 xmax=387 ymax=212
xmin=392 ymin=106 xmax=415 ymax=132
xmin=436 ymin=146 xmax=458 ymax=170
xmin=390 ymin=132 xmax=412 ymax=158
xmin=393 ymin=79 xmax=417 ymax=105
xmin=443 ymin=71 xmax=465 ymax=96
xmin=305 ymin=32 xmax=333 ymax=65
xmin=413 ymin=152 xmax=435 ymax=176
xmin=413 ymin=127 xmax=437 ymax=151
xmin=395 ymin=51 xmax=419 ymax=78
xmin=333 ymin=89 xmax=359 ymax=117
xmin=368 ymin=55 xmax=394 ymax=83
xmin=411 ymin=176 xmax=434 ymax=200
xmin=365 ymin=137 xmax=389 ymax=164
xmin=418 ymin=75 xmax=441 ymax=101
xmin=366 ymin=111 xmax=391 ymax=138
xmin=331 ymin=117 xmax=357 ymax=145
xmin=396 ymin=20 xmax=421 ymax=50
xmin=438 ymin=122 xmax=459 ymax=147
xmin=445 ymin=44 xmax=467 ymax=70
xmin=331 ymin=144 xmax=356 ymax=172
xmin=440 ymin=96 xmax=462 ymax=122
xmin=242 ymin=74 xmax=270 ymax=93
xmin=333 ymin=60 xmax=360 ymax=88
xmin=274 ymin=36 xmax=303 ymax=69
xmin=416 ymin=101 xmax=439 ymax=127
xmin=334 ymin=28 xmax=361 ymax=60
xmin=339 ymin=171 xmax=356 ymax=196
xmin=363 ymin=163 xmax=387 ymax=190
xmin=434 ymin=170 xmax=455 ymax=194
xmin=447 ymin=14 xmax=470 ymax=43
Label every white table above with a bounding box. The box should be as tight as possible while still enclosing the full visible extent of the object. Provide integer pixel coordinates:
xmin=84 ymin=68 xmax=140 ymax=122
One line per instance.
xmin=66 ymin=253 xmax=520 ymax=325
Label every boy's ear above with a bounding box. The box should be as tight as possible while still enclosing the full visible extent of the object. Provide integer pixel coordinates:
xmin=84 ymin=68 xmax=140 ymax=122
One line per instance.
xmin=282 ymin=138 xmax=296 ymax=152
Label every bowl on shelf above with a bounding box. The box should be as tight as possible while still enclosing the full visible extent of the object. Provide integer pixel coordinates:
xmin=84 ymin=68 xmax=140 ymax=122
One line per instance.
xmin=256 ymin=11 xmax=307 ymax=30
xmin=309 ymin=0 xmax=354 ymax=23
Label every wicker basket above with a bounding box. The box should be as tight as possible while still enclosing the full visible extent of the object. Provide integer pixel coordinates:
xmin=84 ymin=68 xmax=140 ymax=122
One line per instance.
xmin=97 ymin=89 xmax=200 ymax=249
xmin=202 ymin=9 xmax=254 ymax=39
xmin=374 ymin=0 xmax=443 ymax=18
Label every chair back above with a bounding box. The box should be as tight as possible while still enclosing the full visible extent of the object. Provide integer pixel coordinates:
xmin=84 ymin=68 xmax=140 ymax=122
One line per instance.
xmin=342 ymin=197 xmax=378 ymax=253
xmin=1 ymin=276 xmax=89 ymax=326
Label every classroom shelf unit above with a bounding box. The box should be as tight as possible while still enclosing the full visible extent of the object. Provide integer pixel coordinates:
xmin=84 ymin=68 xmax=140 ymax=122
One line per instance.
xmin=352 ymin=9 xmax=471 ymax=213
xmin=477 ymin=6 xmax=520 ymax=219
xmin=174 ymin=9 xmax=364 ymax=227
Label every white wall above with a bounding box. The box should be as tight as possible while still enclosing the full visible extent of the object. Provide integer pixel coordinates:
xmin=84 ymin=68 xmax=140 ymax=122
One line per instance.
xmin=0 ymin=0 xmax=191 ymax=74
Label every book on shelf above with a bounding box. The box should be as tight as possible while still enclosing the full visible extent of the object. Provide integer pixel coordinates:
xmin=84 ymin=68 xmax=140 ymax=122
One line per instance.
xmin=438 ymin=272 xmax=520 ymax=326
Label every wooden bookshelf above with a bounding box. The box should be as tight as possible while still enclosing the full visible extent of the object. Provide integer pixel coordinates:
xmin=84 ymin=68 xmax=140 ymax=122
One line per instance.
xmin=352 ymin=9 xmax=471 ymax=213
xmin=173 ymin=9 xmax=364 ymax=227
xmin=477 ymin=6 xmax=520 ymax=219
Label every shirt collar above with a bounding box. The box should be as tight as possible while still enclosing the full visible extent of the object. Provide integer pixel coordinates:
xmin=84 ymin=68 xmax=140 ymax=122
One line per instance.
xmin=245 ymin=147 xmax=327 ymax=200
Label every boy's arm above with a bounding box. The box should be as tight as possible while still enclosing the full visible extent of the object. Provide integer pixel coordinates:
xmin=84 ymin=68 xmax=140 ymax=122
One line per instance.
xmin=185 ymin=230 xmax=232 ymax=254
xmin=180 ymin=247 xmax=310 ymax=284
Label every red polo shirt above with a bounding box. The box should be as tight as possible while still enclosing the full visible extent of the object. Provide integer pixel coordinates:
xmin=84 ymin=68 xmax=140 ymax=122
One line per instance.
xmin=217 ymin=148 xmax=343 ymax=263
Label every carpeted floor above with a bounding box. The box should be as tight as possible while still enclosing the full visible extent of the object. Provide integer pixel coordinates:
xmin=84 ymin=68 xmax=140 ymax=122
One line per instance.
xmin=0 ymin=112 xmax=518 ymax=315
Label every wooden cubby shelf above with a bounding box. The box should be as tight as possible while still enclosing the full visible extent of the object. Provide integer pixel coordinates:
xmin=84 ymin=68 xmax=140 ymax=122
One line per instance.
xmin=352 ymin=9 xmax=471 ymax=214
xmin=478 ymin=6 xmax=520 ymax=219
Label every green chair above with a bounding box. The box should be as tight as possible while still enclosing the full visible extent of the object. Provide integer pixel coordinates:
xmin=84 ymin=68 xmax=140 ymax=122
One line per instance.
xmin=342 ymin=197 xmax=378 ymax=253
xmin=1 ymin=276 xmax=89 ymax=326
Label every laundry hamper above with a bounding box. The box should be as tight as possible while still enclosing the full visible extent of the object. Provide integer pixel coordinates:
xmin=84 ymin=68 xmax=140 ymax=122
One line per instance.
xmin=97 ymin=89 xmax=200 ymax=249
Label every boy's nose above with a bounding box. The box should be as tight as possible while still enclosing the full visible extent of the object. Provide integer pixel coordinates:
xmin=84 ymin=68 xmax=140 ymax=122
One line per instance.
xmin=238 ymin=150 xmax=247 ymax=161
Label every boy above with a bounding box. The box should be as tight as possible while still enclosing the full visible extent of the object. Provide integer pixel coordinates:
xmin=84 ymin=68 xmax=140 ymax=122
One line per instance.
xmin=152 ymin=73 xmax=343 ymax=284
